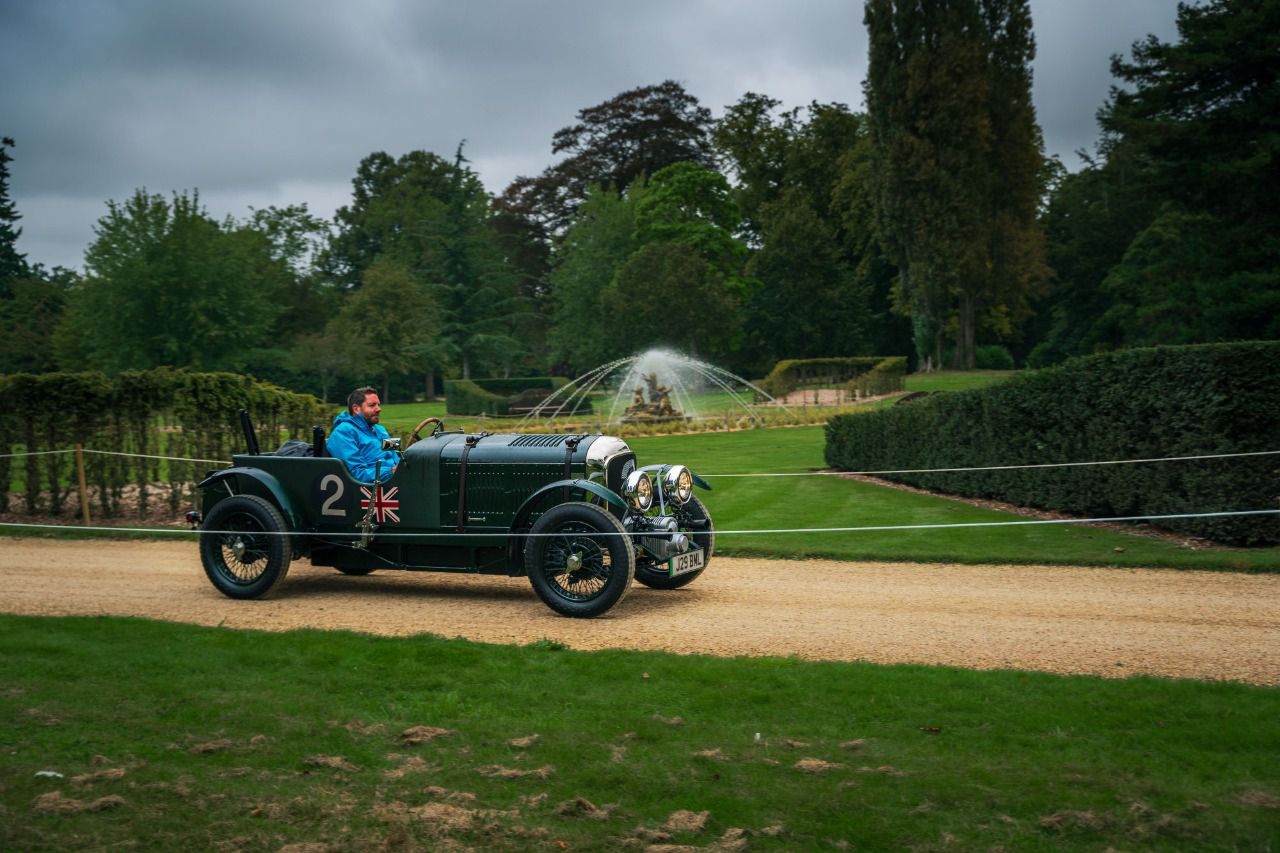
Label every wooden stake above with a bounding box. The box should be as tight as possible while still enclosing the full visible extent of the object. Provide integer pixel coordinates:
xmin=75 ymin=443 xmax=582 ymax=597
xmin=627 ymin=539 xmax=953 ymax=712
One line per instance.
xmin=74 ymin=443 xmax=91 ymax=526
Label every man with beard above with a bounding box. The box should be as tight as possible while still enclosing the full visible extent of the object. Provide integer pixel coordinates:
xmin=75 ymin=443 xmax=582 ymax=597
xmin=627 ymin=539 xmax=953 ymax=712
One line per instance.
xmin=326 ymin=386 xmax=399 ymax=482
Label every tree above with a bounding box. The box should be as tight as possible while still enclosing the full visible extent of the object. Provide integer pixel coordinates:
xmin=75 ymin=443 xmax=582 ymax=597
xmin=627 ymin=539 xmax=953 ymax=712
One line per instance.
xmin=332 ymin=257 xmax=438 ymax=402
xmin=1100 ymin=0 xmax=1280 ymax=229
xmin=1032 ymin=0 xmax=1279 ymax=364
xmin=56 ymin=190 xmax=285 ymax=372
xmin=634 ymin=161 xmax=747 ymax=288
xmin=0 ymin=136 xmax=30 ymax=295
xmin=864 ymin=0 xmax=1048 ymax=369
xmin=0 ymin=269 xmax=72 ymax=373
xmin=602 ymin=242 xmax=741 ymax=360
xmin=546 ymin=185 xmax=639 ymax=372
xmin=746 ymin=188 xmax=871 ymax=361
xmin=323 ymin=147 xmax=527 ymax=380
xmin=499 ymin=81 xmax=716 ymax=236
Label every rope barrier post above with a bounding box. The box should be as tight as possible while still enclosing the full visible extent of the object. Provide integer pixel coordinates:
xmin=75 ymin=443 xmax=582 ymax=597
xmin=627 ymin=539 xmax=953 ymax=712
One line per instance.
xmin=74 ymin=444 xmax=91 ymax=526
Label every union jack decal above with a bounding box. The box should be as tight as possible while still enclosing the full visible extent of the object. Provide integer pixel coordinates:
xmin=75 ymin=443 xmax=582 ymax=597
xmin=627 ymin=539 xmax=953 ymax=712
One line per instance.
xmin=359 ymin=485 xmax=401 ymax=523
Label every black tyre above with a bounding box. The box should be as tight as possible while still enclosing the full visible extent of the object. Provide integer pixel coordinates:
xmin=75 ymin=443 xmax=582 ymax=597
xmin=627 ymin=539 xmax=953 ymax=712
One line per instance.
xmin=635 ymin=495 xmax=714 ymax=590
xmin=524 ymin=502 xmax=635 ymax=617
xmin=336 ymin=566 xmax=376 ymax=576
xmin=199 ymin=495 xmax=292 ymax=599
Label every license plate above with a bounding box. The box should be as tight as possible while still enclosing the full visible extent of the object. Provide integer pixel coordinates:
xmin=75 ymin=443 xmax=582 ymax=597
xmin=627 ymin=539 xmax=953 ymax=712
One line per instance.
xmin=667 ymin=549 xmax=704 ymax=578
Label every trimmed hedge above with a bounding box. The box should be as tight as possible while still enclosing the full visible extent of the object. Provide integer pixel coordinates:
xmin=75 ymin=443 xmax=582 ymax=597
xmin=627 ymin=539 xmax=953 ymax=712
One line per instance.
xmin=824 ymin=342 xmax=1280 ymax=546
xmin=0 ymin=369 xmax=325 ymax=518
xmin=759 ymin=356 xmax=907 ymax=398
xmin=849 ymin=357 xmax=907 ymax=397
xmin=443 ymin=376 xmax=590 ymax=416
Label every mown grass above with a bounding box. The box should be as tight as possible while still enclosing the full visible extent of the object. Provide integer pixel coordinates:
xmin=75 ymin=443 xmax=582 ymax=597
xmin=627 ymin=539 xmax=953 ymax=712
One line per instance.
xmin=904 ymin=370 xmax=1016 ymax=392
xmin=628 ymin=428 xmax=1280 ymax=571
xmin=1 ymin=615 xmax=1276 ymax=851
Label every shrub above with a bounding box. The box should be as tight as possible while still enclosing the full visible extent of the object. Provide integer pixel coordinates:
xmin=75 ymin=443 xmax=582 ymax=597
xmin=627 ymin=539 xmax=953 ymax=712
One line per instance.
xmin=975 ymin=345 xmax=1015 ymax=370
xmin=849 ymin=357 xmax=907 ymax=397
xmin=825 ymin=342 xmax=1280 ymax=545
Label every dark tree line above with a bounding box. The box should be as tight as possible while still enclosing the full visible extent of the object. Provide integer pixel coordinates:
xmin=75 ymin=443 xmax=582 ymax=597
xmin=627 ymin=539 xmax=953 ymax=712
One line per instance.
xmin=0 ymin=0 xmax=1274 ymax=395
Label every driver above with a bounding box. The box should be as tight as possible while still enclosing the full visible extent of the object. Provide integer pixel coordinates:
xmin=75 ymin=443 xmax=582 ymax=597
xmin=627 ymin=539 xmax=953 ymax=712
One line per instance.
xmin=327 ymin=386 xmax=399 ymax=482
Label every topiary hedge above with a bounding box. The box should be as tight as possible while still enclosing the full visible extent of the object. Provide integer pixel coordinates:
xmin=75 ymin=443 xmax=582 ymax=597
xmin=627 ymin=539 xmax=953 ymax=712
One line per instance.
xmin=444 ymin=377 xmax=590 ymax=416
xmin=825 ymin=342 xmax=1280 ymax=546
xmin=759 ymin=356 xmax=907 ymax=398
xmin=0 ymin=369 xmax=324 ymax=518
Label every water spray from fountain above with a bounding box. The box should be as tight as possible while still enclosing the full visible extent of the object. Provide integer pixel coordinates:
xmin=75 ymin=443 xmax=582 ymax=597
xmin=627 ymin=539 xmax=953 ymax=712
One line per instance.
xmin=517 ymin=348 xmax=790 ymax=430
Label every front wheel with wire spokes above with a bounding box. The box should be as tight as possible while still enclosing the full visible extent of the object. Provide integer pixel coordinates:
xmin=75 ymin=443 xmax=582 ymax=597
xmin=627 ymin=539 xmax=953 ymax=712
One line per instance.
xmin=524 ymin=502 xmax=635 ymax=617
xmin=199 ymin=495 xmax=291 ymax=599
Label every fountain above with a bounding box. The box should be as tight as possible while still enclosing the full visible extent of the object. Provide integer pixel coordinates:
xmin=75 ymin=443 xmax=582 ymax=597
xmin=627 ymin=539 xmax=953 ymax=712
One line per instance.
xmin=517 ymin=348 xmax=789 ymax=430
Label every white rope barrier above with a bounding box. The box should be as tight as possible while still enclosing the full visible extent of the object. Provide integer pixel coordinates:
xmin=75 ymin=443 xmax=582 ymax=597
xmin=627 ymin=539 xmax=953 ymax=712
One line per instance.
xmin=78 ymin=449 xmax=230 ymax=465
xmin=0 ymin=449 xmax=75 ymax=459
xmin=702 ymin=449 xmax=1280 ymax=477
xmin=0 ymin=509 xmax=1275 ymax=539
xmin=0 ymin=446 xmax=1274 ymax=477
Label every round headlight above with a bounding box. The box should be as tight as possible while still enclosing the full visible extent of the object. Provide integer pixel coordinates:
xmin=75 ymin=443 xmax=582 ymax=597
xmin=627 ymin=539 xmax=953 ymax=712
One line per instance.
xmin=623 ymin=470 xmax=653 ymax=511
xmin=663 ymin=465 xmax=694 ymax=505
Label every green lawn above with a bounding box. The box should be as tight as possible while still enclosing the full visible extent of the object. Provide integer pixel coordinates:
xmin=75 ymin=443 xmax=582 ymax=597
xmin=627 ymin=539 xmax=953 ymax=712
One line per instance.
xmin=904 ymin=370 xmax=1016 ymax=392
xmin=629 ymin=428 xmax=1280 ymax=571
xmin=2 ymin=615 xmax=1276 ymax=851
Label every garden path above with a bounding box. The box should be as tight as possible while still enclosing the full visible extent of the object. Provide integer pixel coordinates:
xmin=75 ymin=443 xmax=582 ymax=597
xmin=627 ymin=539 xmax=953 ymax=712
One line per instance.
xmin=1 ymin=540 xmax=1276 ymax=685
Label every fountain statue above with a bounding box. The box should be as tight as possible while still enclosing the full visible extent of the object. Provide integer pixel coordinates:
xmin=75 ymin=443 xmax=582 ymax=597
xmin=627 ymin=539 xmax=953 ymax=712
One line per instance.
xmin=623 ymin=373 xmax=684 ymax=422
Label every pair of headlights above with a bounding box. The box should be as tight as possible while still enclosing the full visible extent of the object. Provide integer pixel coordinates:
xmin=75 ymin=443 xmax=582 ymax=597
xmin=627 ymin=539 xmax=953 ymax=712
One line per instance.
xmin=622 ymin=465 xmax=693 ymax=511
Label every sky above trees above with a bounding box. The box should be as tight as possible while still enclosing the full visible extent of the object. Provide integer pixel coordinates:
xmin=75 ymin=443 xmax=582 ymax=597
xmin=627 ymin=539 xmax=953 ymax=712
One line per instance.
xmin=2 ymin=0 xmax=1179 ymax=270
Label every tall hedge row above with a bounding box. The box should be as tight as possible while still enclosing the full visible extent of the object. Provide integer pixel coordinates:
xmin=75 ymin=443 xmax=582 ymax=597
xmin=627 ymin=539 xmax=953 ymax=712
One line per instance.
xmin=0 ymin=369 xmax=325 ymax=518
xmin=443 ymin=376 xmax=589 ymax=416
xmin=824 ymin=342 xmax=1280 ymax=545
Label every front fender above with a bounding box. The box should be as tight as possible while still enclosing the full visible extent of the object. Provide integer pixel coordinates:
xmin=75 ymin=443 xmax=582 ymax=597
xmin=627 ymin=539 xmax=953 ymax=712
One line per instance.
xmin=198 ymin=467 xmax=301 ymax=530
xmin=511 ymin=479 xmax=626 ymax=531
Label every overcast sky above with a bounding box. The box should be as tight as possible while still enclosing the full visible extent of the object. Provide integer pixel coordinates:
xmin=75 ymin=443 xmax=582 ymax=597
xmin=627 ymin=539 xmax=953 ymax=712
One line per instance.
xmin=1 ymin=0 xmax=1181 ymax=271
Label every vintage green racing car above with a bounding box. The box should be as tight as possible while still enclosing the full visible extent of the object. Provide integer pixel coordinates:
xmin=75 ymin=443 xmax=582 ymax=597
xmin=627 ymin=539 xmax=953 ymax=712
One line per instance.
xmin=193 ymin=414 xmax=714 ymax=617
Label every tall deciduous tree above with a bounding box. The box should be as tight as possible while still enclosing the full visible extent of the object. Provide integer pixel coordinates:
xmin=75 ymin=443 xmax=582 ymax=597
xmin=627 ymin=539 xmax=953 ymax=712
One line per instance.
xmin=56 ymin=190 xmax=285 ymax=372
xmin=332 ymin=257 xmax=438 ymax=402
xmin=746 ymin=188 xmax=871 ymax=360
xmin=546 ymin=186 xmax=639 ymax=373
xmin=865 ymin=0 xmax=1048 ymax=369
xmin=603 ymin=241 xmax=740 ymax=359
xmin=498 ymin=81 xmax=716 ymax=236
xmin=323 ymin=147 xmax=526 ymax=380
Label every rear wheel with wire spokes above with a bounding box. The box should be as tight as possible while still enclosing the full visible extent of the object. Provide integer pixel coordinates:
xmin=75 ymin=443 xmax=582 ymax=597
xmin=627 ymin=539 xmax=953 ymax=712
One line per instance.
xmin=524 ymin=502 xmax=635 ymax=617
xmin=199 ymin=495 xmax=291 ymax=599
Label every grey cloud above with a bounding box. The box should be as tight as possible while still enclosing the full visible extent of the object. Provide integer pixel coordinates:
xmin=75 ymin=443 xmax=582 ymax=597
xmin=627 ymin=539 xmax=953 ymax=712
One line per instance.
xmin=2 ymin=0 xmax=1180 ymax=270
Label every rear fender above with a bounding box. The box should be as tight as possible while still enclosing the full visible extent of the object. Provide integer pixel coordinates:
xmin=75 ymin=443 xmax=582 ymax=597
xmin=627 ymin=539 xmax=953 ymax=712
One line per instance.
xmin=198 ymin=467 xmax=301 ymax=529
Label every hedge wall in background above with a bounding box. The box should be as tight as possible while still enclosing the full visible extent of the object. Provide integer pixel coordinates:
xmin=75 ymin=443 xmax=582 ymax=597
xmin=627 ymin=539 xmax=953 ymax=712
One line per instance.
xmin=0 ymin=369 xmax=325 ymax=517
xmin=444 ymin=376 xmax=589 ymax=416
xmin=824 ymin=342 xmax=1280 ymax=545
xmin=759 ymin=356 xmax=907 ymax=398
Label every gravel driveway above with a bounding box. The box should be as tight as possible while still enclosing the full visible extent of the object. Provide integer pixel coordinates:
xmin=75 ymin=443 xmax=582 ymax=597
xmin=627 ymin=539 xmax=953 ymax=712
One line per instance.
xmin=1 ymin=539 xmax=1276 ymax=685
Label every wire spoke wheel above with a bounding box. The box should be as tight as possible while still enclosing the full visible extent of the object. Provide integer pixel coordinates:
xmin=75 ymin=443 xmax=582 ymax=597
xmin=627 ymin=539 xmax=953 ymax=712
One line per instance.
xmin=525 ymin=502 xmax=635 ymax=617
xmin=214 ymin=511 xmax=273 ymax=583
xmin=542 ymin=521 xmax=612 ymax=601
xmin=199 ymin=495 xmax=291 ymax=600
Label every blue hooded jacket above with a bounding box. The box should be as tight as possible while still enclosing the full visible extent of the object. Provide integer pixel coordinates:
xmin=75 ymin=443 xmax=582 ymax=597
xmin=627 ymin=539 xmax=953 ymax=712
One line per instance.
xmin=326 ymin=411 xmax=399 ymax=483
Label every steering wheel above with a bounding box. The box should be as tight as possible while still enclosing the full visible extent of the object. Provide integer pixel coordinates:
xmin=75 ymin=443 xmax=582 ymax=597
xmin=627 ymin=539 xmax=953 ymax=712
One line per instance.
xmin=407 ymin=416 xmax=444 ymax=448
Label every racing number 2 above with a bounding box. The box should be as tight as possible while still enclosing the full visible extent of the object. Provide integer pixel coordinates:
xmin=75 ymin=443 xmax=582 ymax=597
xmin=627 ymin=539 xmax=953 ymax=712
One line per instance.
xmin=319 ymin=474 xmax=346 ymax=517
